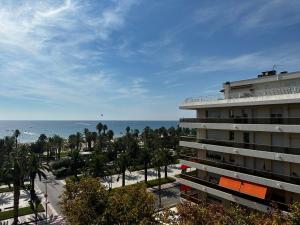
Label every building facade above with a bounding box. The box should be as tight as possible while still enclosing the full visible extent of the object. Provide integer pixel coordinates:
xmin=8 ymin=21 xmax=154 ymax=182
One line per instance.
xmin=179 ymin=70 xmax=300 ymax=212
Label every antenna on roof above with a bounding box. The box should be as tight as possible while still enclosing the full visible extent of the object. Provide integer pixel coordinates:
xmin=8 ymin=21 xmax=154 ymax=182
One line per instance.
xmin=272 ymin=64 xmax=283 ymax=70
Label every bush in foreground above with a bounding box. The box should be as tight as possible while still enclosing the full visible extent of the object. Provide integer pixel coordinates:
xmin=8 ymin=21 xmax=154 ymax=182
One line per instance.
xmin=60 ymin=176 xmax=156 ymax=225
xmin=159 ymin=201 xmax=300 ymax=225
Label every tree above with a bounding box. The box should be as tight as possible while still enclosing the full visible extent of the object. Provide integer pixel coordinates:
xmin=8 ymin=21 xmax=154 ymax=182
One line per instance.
xmin=84 ymin=128 xmax=92 ymax=151
xmin=68 ymin=134 xmax=77 ymax=151
xmin=13 ymin=129 xmax=21 ymax=148
xmin=75 ymin=132 xmax=83 ymax=151
xmin=106 ymin=184 xmax=156 ymax=225
xmin=10 ymin=145 xmax=29 ymax=225
xmin=89 ymin=151 xmax=107 ymax=177
xmin=70 ymin=149 xmax=82 ymax=179
xmin=107 ymin=130 xmax=114 ymax=141
xmin=152 ymin=147 xmax=165 ymax=209
xmin=60 ymin=177 xmax=156 ymax=225
xmin=287 ymin=202 xmax=300 ymax=225
xmin=53 ymin=135 xmax=64 ymax=159
xmin=60 ymin=177 xmax=108 ymax=225
xmin=96 ymin=122 xmax=103 ymax=135
xmin=103 ymin=124 xmax=108 ymax=134
xmin=28 ymin=151 xmax=49 ymax=200
xmin=140 ymin=146 xmax=152 ymax=183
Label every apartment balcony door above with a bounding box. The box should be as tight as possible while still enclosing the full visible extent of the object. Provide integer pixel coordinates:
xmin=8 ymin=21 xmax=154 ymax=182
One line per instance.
xmin=272 ymin=161 xmax=285 ymax=175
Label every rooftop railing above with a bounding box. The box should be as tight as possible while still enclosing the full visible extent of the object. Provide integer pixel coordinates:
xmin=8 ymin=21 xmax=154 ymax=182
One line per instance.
xmin=180 ymin=136 xmax=300 ymax=155
xmin=180 ymin=117 xmax=300 ymax=124
xmin=182 ymin=86 xmax=300 ymax=105
xmin=180 ymin=173 xmax=289 ymax=211
xmin=180 ymin=154 xmax=300 ymax=185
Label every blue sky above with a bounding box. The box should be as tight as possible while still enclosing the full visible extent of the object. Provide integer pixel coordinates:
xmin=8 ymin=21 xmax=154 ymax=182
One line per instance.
xmin=0 ymin=0 xmax=300 ymax=120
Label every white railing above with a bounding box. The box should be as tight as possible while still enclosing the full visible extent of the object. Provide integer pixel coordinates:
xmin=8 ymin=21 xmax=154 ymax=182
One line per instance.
xmin=183 ymin=94 xmax=224 ymax=104
xmin=229 ymin=86 xmax=300 ymax=99
xmin=182 ymin=86 xmax=300 ymax=105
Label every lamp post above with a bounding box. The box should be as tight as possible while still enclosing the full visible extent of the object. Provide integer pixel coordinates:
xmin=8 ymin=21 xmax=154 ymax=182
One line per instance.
xmin=43 ymin=179 xmax=50 ymax=225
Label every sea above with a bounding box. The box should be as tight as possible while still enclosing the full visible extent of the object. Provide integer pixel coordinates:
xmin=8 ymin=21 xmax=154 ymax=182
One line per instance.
xmin=0 ymin=120 xmax=178 ymax=143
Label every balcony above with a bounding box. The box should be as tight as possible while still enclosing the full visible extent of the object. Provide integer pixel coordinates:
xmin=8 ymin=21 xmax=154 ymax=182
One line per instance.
xmin=180 ymin=136 xmax=300 ymax=155
xmin=180 ymin=117 xmax=300 ymax=125
xmin=180 ymin=172 xmax=289 ymax=211
xmin=180 ymin=86 xmax=300 ymax=109
xmin=180 ymin=154 xmax=300 ymax=185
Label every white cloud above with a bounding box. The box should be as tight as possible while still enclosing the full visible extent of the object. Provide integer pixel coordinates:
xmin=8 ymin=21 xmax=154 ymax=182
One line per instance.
xmin=193 ymin=0 xmax=300 ymax=33
xmin=181 ymin=45 xmax=300 ymax=74
xmin=0 ymin=0 xmax=145 ymax=108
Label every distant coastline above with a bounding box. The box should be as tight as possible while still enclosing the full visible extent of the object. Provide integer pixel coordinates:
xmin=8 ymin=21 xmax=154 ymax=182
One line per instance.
xmin=0 ymin=120 xmax=178 ymax=143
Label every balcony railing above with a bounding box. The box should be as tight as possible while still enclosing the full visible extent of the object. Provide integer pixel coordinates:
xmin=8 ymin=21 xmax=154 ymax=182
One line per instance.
xmin=182 ymin=86 xmax=300 ymax=105
xmin=180 ymin=136 xmax=300 ymax=155
xmin=180 ymin=173 xmax=289 ymax=211
xmin=180 ymin=117 xmax=300 ymax=125
xmin=180 ymin=154 xmax=300 ymax=185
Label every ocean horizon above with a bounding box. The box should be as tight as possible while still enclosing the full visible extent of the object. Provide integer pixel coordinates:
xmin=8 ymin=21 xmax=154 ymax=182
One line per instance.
xmin=0 ymin=120 xmax=178 ymax=143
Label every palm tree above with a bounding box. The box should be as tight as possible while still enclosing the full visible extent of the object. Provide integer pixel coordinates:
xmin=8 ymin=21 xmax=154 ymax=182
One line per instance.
xmin=152 ymin=147 xmax=165 ymax=209
xmin=53 ymin=135 xmax=64 ymax=159
xmin=107 ymin=130 xmax=114 ymax=141
xmin=75 ymin=132 xmax=82 ymax=151
xmin=140 ymin=146 xmax=152 ymax=183
xmin=28 ymin=151 xmax=49 ymax=200
xmin=118 ymin=151 xmax=129 ymax=187
xmin=10 ymin=145 xmax=29 ymax=225
xmin=96 ymin=122 xmax=103 ymax=135
xmin=68 ymin=134 xmax=77 ymax=151
xmin=162 ymin=148 xmax=173 ymax=179
xmin=103 ymin=124 xmax=108 ymax=134
xmin=91 ymin=131 xmax=98 ymax=149
xmin=114 ymin=138 xmax=129 ymax=187
xmin=84 ymin=128 xmax=92 ymax=151
xmin=70 ymin=149 xmax=81 ymax=180
xmin=13 ymin=129 xmax=21 ymax=148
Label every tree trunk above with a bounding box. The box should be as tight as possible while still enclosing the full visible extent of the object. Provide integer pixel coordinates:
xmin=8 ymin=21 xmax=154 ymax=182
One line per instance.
xmin=88 ymin=141 xmax=91 ymax=151
xmin=58 ymin=147 xmax=61 ymax=159
xmin=164 ymin=164 xmax=168 ymax=179
xmin=30 ymin=175 xmax=35 ymax=198
xmin=122 ymin=167 xmax=125 ymax=187
xmin=13 ymin=180 xmax=20 ymax=225
xmin=144 ymin=164 xmax=148 ymax=183
xmin=158 ymin=167 xmax=162 ymax=208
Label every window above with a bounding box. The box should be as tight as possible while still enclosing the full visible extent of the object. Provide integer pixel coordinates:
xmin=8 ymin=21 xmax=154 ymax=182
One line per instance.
xmin=229 ymin=131 xmax=234 ymax=141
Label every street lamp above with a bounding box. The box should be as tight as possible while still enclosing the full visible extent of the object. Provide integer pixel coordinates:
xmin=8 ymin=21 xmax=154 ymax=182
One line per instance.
xmin=43 ymin=179 xmax=50 ymax=225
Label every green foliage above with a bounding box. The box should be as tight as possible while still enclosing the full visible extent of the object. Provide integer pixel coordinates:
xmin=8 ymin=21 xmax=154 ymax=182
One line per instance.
xmin=145 ymin=177 xmax=175 ymax=188
xmin=60 ymin=177 xmax=156 ymax=225
xmin=159 ymin=201 xmax=300 ymax=225
xmin=287 ymin=202 xmax=300 ymax=225
xmin=107 ymin=184 xmax=156 ymax=225
xmin=50 ymin=158 xmax=71 ymax=170
xmin=60 ymin=177 xmax=109 ymax=225
xmin=0 ymin=205 xmax=44 ymax=220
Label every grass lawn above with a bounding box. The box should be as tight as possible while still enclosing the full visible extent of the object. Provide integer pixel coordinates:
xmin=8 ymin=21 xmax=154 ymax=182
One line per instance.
xmin=0 ymin=204 xmax=44 ymax=221
xmin=0 ymin=184 xmax=31 ymax=194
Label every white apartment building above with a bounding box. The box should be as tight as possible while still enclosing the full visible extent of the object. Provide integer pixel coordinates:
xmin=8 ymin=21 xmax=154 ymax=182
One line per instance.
xmin=179 ymin=70 xmax=300 ymax=212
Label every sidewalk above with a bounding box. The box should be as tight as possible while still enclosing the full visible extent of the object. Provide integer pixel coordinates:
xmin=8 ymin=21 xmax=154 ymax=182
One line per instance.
xmin=101 ymin=164 xmax=181 ymax=189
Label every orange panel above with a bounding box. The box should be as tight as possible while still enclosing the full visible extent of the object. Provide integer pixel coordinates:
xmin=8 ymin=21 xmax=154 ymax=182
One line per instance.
xmin=219 ymin=176 xmax=241 ymax=192
xmin=240 ymin=181 xmax=267 ymax=199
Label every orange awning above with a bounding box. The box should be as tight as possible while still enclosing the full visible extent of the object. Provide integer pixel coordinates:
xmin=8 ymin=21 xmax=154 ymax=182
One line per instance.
xmin=219 ymin=176 xmax=267 ymax=199
xmin=219 ymin=176 xmax=241 ymax=191
xmin=240 ymin=181 xmax=267 ymax=199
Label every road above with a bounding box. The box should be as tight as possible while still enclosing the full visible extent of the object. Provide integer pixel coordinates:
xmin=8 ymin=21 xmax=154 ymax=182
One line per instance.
xmin=35 ymin=173 xmax=65 ymax=215
xmin=35 ymin=165 xmax=181 ymax=216
xmin=152 ymin=184 xmax=181 ymax=209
